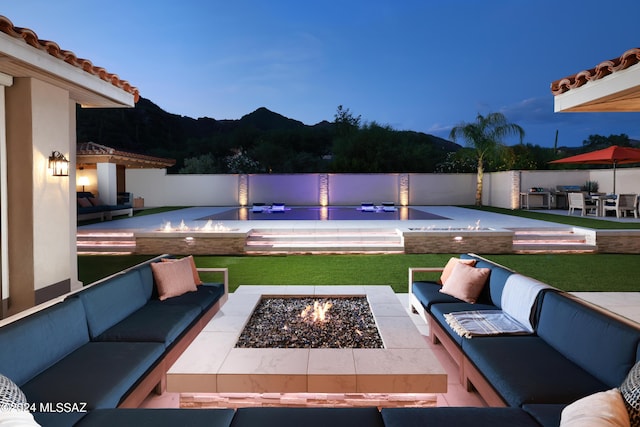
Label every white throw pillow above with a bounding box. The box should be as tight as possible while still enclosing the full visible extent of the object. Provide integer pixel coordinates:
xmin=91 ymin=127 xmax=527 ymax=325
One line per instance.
xmin=560 ymin=388 xmax=630 ymax=427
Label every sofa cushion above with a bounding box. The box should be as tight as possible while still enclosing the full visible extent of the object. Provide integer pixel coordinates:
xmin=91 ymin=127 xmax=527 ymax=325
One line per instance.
xmin=462 ymin=335 xmax=608 ymax=406
xmin=230 ymin=407 xmax=384 ymax=427
xmin=537 ymin=291 xmax=640 ymax=389
xmin=137 ymin=263 xmax=156 ymax=300
xmin=0 ymin=299 xmax=89 ymax=386
xmin=465 ymin=257 xmax=514 ymax=308
xmin=620 ymin=360 xmax=640 ymax=427
xmin=148 ymin=283 xmax=225 ymax=312
xmin=411 ymin=281 xmax=462 ymax=310
xmin=439 ymin=262 xmax=489 ymax=303
xmin=560 ymin=388 xmax=630 ymax=427
xmin=381 ymin=407 xmax=541 ymax=427
xmin=95 ymin=303 xmax=201 ymax=346
xmin=522 ymin=404 xmax=566 ymax=427
xmin=151 ymin=257 xmax=198 ymax=301
xmin=430 ymin=302 xmax=499 ymax=346
xmin=78 ymin=269 xmax=148 ymax=339
xmin=75 ymin=408 xmax=236 ymax=427
xmin=440 ymin=257 xmax=477 ymax=285
xmin=22 ymin=341 xmax=164 ymax=411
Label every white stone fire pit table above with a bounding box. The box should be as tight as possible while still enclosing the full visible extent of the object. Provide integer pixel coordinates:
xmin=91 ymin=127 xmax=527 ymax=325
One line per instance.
xmin=166 ymin=285 xmax=447 ymax=394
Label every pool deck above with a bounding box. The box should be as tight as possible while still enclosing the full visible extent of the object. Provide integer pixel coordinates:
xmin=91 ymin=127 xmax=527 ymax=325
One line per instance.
xmin=79 ymin=205 xmax=589 ymax=233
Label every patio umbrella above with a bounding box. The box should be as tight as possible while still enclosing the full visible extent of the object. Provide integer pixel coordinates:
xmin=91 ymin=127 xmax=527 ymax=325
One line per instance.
xmin=549 ymin=145 xmax=640 ymax=193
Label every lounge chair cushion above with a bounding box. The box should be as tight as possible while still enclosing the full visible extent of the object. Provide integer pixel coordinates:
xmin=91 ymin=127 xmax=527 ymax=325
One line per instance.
xmin=439 ymin=262 xmax=489 ymax=303
xmin=151 ymin=257 xmax=198 ymax=301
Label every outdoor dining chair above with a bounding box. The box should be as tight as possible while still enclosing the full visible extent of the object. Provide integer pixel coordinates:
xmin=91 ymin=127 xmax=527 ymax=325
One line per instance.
xmin=567 ymin=192 xmax=597 ymax=216
xmin=603 ymin=193 xmax=639 ymax=218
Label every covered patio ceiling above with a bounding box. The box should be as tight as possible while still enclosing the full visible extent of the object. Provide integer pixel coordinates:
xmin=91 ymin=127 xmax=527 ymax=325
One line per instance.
xmin=77 ymin=142 xmax=175 ymax=169
xmin=551 ymin=48 xmax=640 ymax=112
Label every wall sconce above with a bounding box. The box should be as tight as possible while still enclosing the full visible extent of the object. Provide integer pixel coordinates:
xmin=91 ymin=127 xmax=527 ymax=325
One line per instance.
xmin=77 ymin=176 xmax=90 ymax=191
xmin=49 ymin=151 xmax=69 ymax=177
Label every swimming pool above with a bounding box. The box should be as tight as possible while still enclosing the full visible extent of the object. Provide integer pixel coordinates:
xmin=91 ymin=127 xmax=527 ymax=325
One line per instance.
xmin=197 ymin=206 xmax=450 ymax=221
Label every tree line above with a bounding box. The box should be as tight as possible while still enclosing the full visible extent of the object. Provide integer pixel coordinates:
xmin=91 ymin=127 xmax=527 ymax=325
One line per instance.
xmin=76 ymin=99 xmax=634 ymax=183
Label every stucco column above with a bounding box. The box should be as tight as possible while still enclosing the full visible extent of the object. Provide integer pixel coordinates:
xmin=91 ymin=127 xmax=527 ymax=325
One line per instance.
xmin=97 ymin=162 xmax=118 ymax=205
xmin=0 ymin=72 xmax=12 ymax=318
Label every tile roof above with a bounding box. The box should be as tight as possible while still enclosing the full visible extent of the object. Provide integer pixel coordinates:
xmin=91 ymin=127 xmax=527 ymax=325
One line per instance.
xmin=77 ymin=142 xmax=175 ymax=168
xmin=0 ymin=15 xmax=139 ymax=102
xmin=551 ymin=48 xmax=640 ymax=95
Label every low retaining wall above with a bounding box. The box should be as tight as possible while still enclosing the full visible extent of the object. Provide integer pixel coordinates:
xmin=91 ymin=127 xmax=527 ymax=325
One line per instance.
xmin=595 ymin=230 xmax=640 ymax=253
xmin=403 ymin=229 xmax=514 ymax=254
xmin=135 ymin=231 xmax=247 ymax=255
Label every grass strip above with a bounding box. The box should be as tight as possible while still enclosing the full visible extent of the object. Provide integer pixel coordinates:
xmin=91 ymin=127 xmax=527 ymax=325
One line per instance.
xmin=78 ymin=253 xmax=640 ymax=293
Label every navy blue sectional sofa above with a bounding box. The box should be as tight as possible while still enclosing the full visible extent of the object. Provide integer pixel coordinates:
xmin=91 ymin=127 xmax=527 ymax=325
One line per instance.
xmin=408 ymin=253 xmax=640 ymax=426
xmin=0 ymin=256 xmax=228 ymax=426
xmin=2 ymin=253 xmax=638 ymax=426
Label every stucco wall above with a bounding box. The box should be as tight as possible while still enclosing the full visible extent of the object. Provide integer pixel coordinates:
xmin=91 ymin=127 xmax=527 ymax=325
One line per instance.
xmin=125 ymin=168 xmax=640 ymax=208
xmin=248 ymin=174 xmax=319 ymax=205
xmin=409 ymin=173 xmax=476 ymax=205
xmin=126 ymin=169 xmax=239 ymax=206
xmin=31 ymin=79 xmax=72 ymax=294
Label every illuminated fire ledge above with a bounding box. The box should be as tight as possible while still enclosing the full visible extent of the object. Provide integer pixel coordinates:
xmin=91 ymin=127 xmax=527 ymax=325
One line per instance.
xmin=135 ymin=230 xmax=248 ymax=255
xmin=166 ymin=285 xmax=447 ymax=397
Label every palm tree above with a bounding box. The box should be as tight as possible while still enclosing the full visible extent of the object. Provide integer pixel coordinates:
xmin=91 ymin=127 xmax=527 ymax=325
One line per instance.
xmin=449 ymin=113 xmax=524 ymax=206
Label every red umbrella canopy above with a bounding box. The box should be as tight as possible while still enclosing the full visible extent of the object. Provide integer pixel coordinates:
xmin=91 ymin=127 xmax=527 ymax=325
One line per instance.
xmin=549 ymin=145 xmax=640 ymax=193
xmin=549 ymin=145 xmax=640 ymax=165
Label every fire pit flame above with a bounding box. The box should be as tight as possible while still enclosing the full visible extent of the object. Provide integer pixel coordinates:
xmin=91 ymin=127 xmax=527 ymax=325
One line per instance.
xmin=301 ymin=300 xmax=332 ymax=323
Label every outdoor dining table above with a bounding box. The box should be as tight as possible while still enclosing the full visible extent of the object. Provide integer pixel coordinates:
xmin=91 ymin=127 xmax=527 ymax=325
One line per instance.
xmin=587 ymin=194 xmax=616 ymax=217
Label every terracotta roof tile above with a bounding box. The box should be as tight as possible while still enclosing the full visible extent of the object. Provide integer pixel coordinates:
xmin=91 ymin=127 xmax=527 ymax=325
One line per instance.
xmin=77 ymin=142 xmax=175 ymax=168
xmin=551 ymin=48 xmax=640 ymax=95
xmin=0 ymin=15 xmax=139 ymax=102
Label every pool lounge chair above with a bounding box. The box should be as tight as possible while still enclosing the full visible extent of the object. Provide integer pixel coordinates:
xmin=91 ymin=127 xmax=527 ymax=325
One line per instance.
xmin=382 ymin=202 xmax=396 ymax=212
xmin=361 ymin=202 xmax=375 ymax=212
xmin=271 ymin=203 xmax=286 ymax=212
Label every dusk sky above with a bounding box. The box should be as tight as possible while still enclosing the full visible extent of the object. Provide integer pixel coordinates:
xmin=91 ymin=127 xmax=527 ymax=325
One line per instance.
xmin=3 ymin=1 xmax=640 ymax=148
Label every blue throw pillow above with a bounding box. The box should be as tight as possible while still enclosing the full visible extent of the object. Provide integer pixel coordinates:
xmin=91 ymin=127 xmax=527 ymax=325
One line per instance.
xmin=620 ymin=360 xmax=640 ymax=427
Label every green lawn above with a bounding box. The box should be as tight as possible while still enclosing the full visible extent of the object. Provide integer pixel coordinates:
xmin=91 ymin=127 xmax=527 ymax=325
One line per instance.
xmin=78 ymin=253 xmax=640 ymax=293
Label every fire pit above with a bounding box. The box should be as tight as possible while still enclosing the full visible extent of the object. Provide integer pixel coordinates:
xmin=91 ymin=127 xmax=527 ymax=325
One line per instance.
xmin=167 ymin=285 xmax=447 ymax=395
xmin=235 ymin=297 xmax=384 ymax=349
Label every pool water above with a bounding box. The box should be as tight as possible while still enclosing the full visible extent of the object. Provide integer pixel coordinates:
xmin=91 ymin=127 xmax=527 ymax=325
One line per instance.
xmin=197 ymin=206 xmax=449 ymax=221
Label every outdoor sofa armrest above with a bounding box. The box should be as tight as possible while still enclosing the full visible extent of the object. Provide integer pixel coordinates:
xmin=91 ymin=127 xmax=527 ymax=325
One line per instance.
xmin=196 ymin=267 xmax=229 ymax=296
xmin=408 ymin=267 xmax=444 ymax=294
